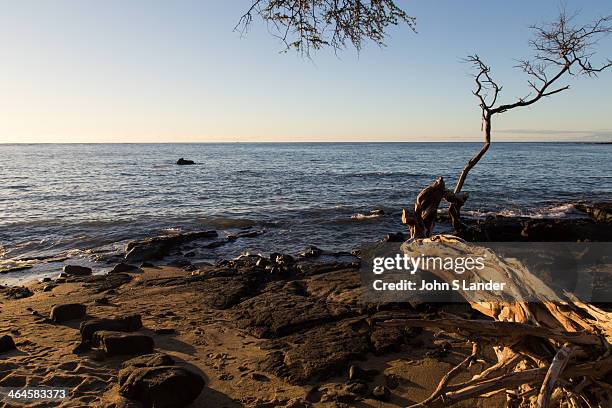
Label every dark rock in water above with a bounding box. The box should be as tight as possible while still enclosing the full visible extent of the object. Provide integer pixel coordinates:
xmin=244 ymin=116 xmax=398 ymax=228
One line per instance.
xmin=92 ymin=331 xmax=154 ymax=356
xmin=0 ymin=335 xmax=16 ymax=353
xmin=140 ymin=262 xmax=155 ymax=268
xmin=111 ymin=263 xmax=139 ymax=274
xmin=40 ymin=277 xmax=52 ymax=283
xmin=125 ymin=230 xmax=218 ymax=262
xmin=384 ymin=232 xmax=406 ymax=242
xmin=460 ymin=216 xmax=612 ymax=242
xmin=119 ymin=353 xmax=204 ymax=408
xmin=3 ymin=286 xmax=33 ymax=300
xmin=63 ymin=265 xmax=93 ymax=276
xmin=50 ymin=303 xmax=87 ymax=323
xmin=298 ymin=246 xmax=323 ymax=258
xmin=176 ymin=158 xmax=195 ymax=165
xmin=80 ymin=314 xmax=143 ymax=343
xmin=372 ymin=385 xmax=391 ymax=401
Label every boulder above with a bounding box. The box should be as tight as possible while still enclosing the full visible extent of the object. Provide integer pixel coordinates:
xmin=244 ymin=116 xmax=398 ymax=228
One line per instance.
xmin=119 ymin=353 xmax=204 ymax=408
xmin=63 ymin=265 xmax=92 ymax=276
xmin=3 ymin=286 xmax=33 ymax=300
xmin=176 ymin=158 xmax=195 ymax=165
xmin=0 ymin=335 xmax=16 ymax=353
xmin=110 ymin=263 xmax=139 ymax=274
xmin=80 ymin=314 xmax=143 ymax=343
xmin=92 ymin=331 xmax=154 ymax=356
xmin=83 ymin=272 xmax=132 ymax=293
xmin=50 ymin=303 xmax=87 ymax=323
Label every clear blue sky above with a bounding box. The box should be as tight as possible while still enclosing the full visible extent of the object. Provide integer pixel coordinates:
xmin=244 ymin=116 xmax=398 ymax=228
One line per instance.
xmin=0 ymin=0 xmax=610 ymax=142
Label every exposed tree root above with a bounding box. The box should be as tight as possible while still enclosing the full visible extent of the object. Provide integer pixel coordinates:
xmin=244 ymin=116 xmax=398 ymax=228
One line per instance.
xmin=381 ymin=236 xmax=612 ymax=407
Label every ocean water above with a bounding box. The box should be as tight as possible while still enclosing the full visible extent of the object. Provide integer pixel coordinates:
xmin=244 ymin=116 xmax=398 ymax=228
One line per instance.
xmin=1 ymin=142 xmax=610 ymax=283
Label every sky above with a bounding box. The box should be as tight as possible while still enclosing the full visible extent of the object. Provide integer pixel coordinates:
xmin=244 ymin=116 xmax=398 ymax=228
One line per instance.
xmin=0 ymin=0 xmax=610 ymax=143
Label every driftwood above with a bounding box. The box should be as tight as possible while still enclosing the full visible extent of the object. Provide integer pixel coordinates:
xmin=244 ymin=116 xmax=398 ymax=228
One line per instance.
xmin=384 ymin=236 xmax=612 ymax=407
xmin=401 ymin=177 xmax=467 ymax=239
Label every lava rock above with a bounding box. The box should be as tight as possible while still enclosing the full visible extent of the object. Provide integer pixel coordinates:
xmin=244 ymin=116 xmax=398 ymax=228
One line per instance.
xmin=298 ymin=246 xmax=323 ymax=258
xmin=4 ymin=286 xmax=33 ymax=299
xmin=120 ymin=353 xmax=175 ymax=371
xmin=110 ymin=263 xmax=139 ymax=274
xmin=92 ymin=331 xmax=154 ymax=356
xmin=384 ymin=232 xmax=406 ymax=242
xmin=80 ymin=314 xmax=143 ymax=343
xmin=50 ymin=303 xmax=87 ymax=323
xmin=125 ymin=231 xmax=217 ymax=262
xmin=176 ymin=158 xmax=195 ymax=165
xmin=0 ymin=335 xmax=16 ymax=353
xmin=119 ymin=353 xmax=204 ymax=408
xmin=63 ymin=265 xmax=93 ymax=276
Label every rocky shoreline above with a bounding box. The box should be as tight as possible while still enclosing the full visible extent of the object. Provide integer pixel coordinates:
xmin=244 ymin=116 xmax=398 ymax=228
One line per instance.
xmin=0 ymin=204 xmax=610 ymax=407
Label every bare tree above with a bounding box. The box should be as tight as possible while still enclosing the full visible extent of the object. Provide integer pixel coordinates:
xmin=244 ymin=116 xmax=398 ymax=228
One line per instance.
xmin=404 ymin=10 xmax=612 ymax=238
xmin=237 ymin=0 xmax=416 ymax=55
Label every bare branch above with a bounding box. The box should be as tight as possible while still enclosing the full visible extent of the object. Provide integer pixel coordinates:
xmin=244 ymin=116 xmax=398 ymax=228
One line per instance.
xmin=236 ymin=0 xmax=416 ymax=55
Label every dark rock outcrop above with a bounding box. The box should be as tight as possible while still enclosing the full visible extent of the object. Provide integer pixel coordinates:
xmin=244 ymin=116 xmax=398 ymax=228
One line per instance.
xmin=233 ymin=281 xmax=353 ymax=338
xmin=459 ymin=216 xmax=612 ymax=242
xmin=176 ymin=158 xmax=195 ymax=165
xmin=119 ymin=353 xmax=204 ymax=408
xmin=125 ymin=230 xmax=218 ymax=262
xmin=257 ymin=317 xmax=372 ymax=384
xmin=63 ymin=265 xmax=93 ymax=276
xmin=50 ymin=303 xmax=87 ymax=323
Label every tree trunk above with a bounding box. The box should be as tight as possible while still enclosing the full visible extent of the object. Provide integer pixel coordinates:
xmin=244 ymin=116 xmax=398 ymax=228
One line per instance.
xmin=448 ymin=114 xmax=491 ymax=230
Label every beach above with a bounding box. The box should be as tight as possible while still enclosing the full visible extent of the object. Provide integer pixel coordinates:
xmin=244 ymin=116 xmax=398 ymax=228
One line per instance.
xmin=1 ymin=203 xmax=611 ymax=407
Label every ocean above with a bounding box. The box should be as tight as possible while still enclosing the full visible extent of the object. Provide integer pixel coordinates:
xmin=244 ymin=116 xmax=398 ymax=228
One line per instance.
xmin=1 ymin=142 xmax=610 ymax=283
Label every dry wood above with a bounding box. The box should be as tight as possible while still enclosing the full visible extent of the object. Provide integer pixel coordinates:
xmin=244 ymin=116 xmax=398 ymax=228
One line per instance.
xmin=383 ymin=236 xmax=612 ymax=407
xmin=536 ymin=345 xmax=573 ymax=408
